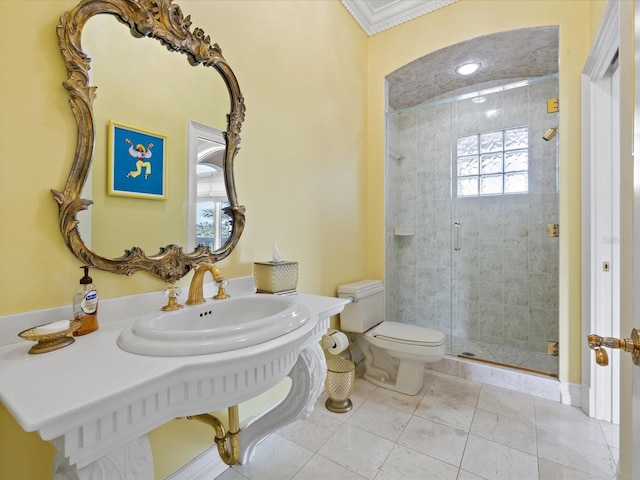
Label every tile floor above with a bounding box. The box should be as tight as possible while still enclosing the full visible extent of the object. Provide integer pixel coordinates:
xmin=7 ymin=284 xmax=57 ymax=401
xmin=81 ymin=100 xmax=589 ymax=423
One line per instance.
xmin=215 ymin=371 xmax=618 ymax=480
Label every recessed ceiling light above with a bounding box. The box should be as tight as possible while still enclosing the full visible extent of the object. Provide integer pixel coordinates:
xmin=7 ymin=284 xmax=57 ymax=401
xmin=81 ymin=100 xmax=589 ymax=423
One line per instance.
xmin=455 ymin=62 xmax=481 ymax=76
xmin=471 ymin=96 xmax=486 ymax=104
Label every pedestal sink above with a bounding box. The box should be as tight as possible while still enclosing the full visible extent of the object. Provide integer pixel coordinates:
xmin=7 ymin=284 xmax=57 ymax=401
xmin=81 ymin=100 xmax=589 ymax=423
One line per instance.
xmin=0 ymin=284 xmax=349 ymax=480
xmin=118 ymin=294 xmax=309 ymax=356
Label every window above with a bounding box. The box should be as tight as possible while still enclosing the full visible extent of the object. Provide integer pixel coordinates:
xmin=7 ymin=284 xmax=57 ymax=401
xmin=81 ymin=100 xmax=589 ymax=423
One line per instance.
xmin=456 ymin=126 xmax=528 ymax=196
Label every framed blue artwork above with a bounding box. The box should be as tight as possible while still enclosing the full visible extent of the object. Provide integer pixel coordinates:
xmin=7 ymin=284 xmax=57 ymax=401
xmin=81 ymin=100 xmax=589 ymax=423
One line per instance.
xmin=108 ymin=120 xmax=167 ymax=199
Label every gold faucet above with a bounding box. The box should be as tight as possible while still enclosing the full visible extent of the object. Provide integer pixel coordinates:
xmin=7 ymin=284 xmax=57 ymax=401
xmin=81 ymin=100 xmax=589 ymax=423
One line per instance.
xmin=186 ymin=264 xmax=230 ymax=305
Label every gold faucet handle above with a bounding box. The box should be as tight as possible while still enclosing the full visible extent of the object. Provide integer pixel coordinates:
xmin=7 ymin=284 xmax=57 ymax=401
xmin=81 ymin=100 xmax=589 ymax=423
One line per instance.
xmin=214 ymin=280 xmax=230 ymax=300
xmin=587 ymin=329 xmax=640 ymax=366
xmin=162 ymin=286 xmax=183 ymax=311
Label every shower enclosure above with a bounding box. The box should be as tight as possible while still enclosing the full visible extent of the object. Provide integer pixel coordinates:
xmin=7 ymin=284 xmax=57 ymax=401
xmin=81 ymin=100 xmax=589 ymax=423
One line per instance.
xmin=385 ymin=75 xmax=559 ymax=376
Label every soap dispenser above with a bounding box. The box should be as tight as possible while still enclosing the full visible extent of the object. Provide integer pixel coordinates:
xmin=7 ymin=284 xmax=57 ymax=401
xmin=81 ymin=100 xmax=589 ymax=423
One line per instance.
xmin=73 ymin=266 xmax=99 ymax=336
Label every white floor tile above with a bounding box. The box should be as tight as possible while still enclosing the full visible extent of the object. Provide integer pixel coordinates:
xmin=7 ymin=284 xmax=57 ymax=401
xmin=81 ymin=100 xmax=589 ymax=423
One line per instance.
xmin=460 ymin=434 xmax=538 ymax=480
xmin=214 ymin=375 xmax=619 ymax=480
xmin=476 ymin=384 xmax=535 ymax=421
xmin=375 ymin=444 xmax=458 ymax=480
xmin=415 ymin=391 xmax=476 ymax=431
xmin=317 ymin=423 xmax=395 ymax=479
xmin=291 ymin=454 xmax=366 ymax=480
xmin=231 ymin=434 xmax=313 ymax=480
xmin=456 ymin=470 xmax=486 ymax=480
xmin=214 ymin=467 xmax=249 ymax=480
xmin=277 ymin=407 xmax=344 ymax=452
xmin=537 ymin=457 xmax=615 ymax=480
xmin=347 ymin=398 xmax=412 ymax=441
xmin=367 ymin=384 xmax=427 ymax=414
xmin=429 ymin=373 xmax=482 ymax=407
xmin=397 ymin=415 xmax=468 ymax=467
xmin=535 ymin=397 xmax=608 ymax=444
xmin=470 ymin=407 xmax=536 ymax=454
xmin=537 ymin=427 xmax=617 ymax=479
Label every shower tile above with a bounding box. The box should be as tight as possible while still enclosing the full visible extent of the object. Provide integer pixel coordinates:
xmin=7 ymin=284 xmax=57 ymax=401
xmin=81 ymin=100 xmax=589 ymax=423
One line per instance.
xmin=529 ymin=273 xmax=558 ymax=310
xmin=504 ymin=306 xmax=529 ymax=341
xmin=477 ymin=278 xmax=503 ymax=304
xmin=529 ymin=238 xmax=559 ymax=273
xmin=529 ymin=308 xmax=558 ymax=342
xmin=503 ymin=237 xmax=529 ymax=271
xmin=416 ymin=265 xmax=437 ymax=295
xmin=477 ymin=239 xmax=503 ymax=271
xmin=503 ymin=271 xmax=530 ymax=306
xmin=416 ymin=297 xmax=437 ymax=329
xmin=503 ymin=201 xmax=529 ymax=237
xmin=477 ymin=303 xmax=504 ymax=337
xmin=453 ymin=300 xmax=477 ymax=336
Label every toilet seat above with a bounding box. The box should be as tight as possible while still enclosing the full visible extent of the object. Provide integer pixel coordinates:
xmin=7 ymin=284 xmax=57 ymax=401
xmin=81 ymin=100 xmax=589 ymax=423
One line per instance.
xmin=371 ymin=322 xmax=445 ymax=347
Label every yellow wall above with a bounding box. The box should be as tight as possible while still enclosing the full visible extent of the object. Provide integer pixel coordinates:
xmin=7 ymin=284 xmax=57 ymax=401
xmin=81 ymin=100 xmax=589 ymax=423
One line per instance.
xmin=0 ymin=0 xmax=366 ymax=478
xmin=0 ymin=0 xmax=609 ymax=478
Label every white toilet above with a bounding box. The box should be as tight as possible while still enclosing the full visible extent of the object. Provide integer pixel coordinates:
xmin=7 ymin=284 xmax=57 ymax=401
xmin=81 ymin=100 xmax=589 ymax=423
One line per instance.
xmin=337 ymin=280 xmax=445 ymax=395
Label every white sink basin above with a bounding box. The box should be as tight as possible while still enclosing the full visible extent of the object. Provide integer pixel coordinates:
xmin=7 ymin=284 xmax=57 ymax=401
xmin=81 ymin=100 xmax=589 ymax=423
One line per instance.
xmin=117 ymin=294 xmax=310 ymax=356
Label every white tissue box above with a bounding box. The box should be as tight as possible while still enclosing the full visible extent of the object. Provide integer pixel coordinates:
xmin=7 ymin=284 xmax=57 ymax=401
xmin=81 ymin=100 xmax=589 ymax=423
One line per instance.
xmin=253 ymin=261 xmax=298 ymax=294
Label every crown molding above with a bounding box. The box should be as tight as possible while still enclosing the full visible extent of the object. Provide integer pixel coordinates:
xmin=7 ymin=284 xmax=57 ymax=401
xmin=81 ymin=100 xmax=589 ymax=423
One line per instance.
xmin=341 ymin=0 xmax=458 ymax=36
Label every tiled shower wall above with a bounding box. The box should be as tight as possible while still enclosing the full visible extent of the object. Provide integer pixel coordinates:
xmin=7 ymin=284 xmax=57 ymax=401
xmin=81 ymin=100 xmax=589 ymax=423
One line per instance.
xmin=385 ymin=77 xmax=559 ymax=370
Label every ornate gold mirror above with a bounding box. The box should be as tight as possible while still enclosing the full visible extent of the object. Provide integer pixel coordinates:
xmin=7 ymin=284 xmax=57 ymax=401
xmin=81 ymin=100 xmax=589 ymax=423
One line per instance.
xmin=53 ymin=0 xmax=245 ymax=283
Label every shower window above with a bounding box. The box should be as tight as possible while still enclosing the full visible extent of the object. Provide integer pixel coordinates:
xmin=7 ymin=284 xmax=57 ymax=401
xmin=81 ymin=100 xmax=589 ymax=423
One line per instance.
xmin=456 ymin=126 xmax=529 ymax=196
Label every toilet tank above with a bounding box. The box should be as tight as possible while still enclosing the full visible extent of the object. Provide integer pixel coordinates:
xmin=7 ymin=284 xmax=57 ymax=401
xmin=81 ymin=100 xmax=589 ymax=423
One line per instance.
xmin=337 ymin=280 xmax=385 ymax=333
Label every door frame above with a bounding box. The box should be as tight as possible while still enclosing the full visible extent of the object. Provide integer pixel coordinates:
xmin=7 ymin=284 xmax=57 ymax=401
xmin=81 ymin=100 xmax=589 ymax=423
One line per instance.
xmin=581 ymin=0 xmax=621 ymax=422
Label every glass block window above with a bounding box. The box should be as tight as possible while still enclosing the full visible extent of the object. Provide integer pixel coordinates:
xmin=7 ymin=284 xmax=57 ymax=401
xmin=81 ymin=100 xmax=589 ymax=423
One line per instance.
xmin=456 ymin=127 xmax=528 ymax=196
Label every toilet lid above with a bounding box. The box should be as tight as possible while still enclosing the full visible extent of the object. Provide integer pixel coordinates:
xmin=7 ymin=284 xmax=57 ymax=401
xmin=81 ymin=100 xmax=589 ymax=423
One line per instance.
xmin=372 ymin=322 xmax=445 ymax=346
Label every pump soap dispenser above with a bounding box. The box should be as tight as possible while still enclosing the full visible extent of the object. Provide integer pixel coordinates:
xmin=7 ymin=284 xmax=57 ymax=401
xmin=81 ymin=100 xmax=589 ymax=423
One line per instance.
xmin=73 ymin=266 xmax=99 ymax=336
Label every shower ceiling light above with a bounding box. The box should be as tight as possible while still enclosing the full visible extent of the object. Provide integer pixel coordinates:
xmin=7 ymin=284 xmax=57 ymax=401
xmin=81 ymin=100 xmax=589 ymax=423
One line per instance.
xmin=455 ymin=62 xmax=481 ymax=75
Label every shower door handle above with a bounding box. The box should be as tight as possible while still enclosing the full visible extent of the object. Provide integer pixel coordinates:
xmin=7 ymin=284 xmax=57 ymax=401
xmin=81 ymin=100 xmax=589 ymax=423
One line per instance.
xmin=453 ymin=222 xmax=461 ymax=251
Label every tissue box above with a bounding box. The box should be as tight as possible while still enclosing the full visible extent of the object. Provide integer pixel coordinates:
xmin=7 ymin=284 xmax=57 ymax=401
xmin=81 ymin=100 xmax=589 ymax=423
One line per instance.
xmin=253 ymin=261 xmax=298 ymax=294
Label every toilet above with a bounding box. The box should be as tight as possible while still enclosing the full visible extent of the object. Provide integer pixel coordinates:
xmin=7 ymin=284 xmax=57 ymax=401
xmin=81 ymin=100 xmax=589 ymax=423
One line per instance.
xmin=337 ymin=280 xmax=445 ymax=395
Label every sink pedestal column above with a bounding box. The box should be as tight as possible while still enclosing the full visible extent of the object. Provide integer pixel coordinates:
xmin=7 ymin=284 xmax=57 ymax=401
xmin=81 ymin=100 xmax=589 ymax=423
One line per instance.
xmin=239 ymin=341 xmax=326 ymax=464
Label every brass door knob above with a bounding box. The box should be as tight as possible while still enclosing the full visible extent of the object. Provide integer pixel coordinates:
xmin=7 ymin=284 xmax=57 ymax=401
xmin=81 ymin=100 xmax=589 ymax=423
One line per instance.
xmin=587 ymin=329 xmax=640 ymax=366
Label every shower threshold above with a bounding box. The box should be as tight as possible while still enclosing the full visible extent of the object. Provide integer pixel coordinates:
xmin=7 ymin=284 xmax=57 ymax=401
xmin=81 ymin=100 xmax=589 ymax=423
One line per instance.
xmin=457 ymin=353 xmax=558 ymax=378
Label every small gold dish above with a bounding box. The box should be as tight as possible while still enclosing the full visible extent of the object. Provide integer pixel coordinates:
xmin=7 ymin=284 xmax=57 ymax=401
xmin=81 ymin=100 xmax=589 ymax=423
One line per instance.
xmin=18 ymin=320 xmax=83 ymax=354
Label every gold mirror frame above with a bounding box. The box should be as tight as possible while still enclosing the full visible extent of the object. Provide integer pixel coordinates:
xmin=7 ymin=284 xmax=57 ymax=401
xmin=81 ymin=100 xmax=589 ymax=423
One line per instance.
xmin=53 ymin=0 xmax=246 ymax=284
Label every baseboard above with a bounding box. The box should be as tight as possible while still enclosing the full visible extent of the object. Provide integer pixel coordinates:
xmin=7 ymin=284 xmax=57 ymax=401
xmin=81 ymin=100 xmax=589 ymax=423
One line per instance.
xmin=559 ymin=381 xmax=582 ymax=406
xmin=165 ymin=446 xmax=227 ymax=480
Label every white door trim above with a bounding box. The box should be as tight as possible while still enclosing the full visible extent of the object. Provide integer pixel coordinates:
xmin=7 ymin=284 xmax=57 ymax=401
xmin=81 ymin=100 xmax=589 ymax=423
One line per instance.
xmin=581 ymin=0 xmax=620 ymax=421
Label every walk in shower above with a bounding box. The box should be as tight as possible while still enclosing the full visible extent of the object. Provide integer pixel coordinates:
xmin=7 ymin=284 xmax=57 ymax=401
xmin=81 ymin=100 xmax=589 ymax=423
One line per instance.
xmin=385 ymin=71 xmax=560 ymax=377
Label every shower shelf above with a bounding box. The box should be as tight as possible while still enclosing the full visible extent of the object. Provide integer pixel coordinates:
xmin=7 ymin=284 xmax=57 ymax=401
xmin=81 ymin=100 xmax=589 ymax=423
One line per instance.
xmin=393 ymin=226 xmax=415 ymax=236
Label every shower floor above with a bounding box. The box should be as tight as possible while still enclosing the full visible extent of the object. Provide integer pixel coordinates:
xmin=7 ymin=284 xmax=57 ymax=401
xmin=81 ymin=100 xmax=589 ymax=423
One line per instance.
xmin=450 ymin=336 xmax=559 ymax=377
